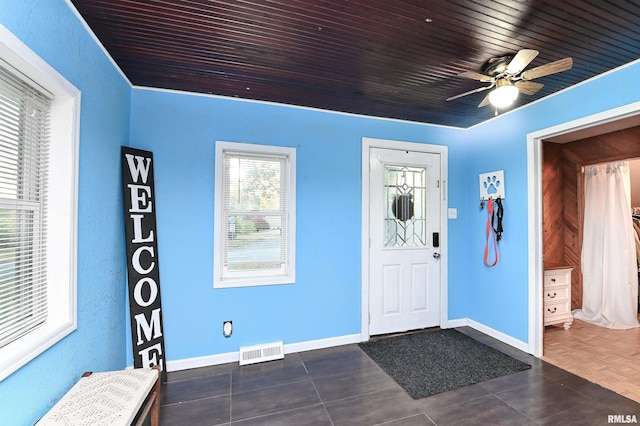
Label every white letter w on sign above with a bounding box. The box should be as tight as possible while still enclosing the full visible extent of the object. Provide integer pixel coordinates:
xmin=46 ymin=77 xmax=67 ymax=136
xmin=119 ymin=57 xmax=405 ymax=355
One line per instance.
xmin=125 ymin=154 xmax=151 ymax=184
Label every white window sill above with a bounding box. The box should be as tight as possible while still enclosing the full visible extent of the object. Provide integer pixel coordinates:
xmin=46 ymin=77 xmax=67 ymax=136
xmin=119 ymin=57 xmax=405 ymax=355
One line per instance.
xmin=0 ymin=319 xmax=76 ymax=381
xmin=215 ymin=275 xmax=295 ymax=289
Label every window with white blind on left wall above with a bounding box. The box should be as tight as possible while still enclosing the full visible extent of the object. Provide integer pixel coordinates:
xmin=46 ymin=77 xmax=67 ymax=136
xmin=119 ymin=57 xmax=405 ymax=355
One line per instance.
xmin=213 ymin=141 xmax=296 ymax=288
xmin=0 ymin=24 xmax=80 ymax=381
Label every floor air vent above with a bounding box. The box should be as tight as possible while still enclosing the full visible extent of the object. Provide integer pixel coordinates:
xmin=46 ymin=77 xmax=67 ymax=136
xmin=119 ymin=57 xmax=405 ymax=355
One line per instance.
xmin=239 ymin=341 xmax=284 ymax=366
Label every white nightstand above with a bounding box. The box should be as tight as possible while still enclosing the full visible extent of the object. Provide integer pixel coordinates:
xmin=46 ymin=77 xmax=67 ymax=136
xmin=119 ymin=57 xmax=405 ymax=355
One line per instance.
xmin=543 ymin=266 xmax=573 ymax=330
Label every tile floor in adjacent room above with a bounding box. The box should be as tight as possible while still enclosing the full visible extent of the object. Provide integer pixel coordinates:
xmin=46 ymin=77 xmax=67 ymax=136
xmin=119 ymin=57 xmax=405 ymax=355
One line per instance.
xmin=160 ymin=327 xmax=640 ymax=425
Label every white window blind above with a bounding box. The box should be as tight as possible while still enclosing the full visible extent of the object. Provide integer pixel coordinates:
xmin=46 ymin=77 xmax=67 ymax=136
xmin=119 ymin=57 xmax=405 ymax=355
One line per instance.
xmin=214 ymin=141 xmax=296 ymax=288
xmin=0 ymin=63 xmax=50 ymax=349
xmin=222 ymin=151 xmax=288 ymax=277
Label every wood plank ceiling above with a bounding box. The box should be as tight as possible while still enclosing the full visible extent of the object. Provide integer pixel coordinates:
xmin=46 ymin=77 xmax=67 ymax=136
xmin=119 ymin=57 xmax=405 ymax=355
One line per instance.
xmin=70 ymin=0 xmax=640 ymax=128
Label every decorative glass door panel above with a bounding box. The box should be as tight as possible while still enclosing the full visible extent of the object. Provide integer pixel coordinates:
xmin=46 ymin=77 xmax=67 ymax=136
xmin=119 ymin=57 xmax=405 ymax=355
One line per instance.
xmin=384 ymin=164 xmax=427 ymax=247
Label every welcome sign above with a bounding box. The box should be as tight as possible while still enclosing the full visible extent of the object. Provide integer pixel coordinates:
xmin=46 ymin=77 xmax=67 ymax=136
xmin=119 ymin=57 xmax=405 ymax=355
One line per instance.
xmin=121 ymin=147 xmax=167 ymax=381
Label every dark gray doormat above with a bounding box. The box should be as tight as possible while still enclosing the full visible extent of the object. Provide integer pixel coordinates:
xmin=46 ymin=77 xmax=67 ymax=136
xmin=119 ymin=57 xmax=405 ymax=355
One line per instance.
xmin=359 ymin=328 xmax=531 ymax=399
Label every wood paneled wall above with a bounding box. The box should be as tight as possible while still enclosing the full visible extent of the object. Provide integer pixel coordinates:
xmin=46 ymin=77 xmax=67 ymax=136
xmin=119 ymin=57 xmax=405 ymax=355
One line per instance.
xmin=543 ymin=126 xmax=640 ymax=310
xmin=542 ymin=143 xmax=565 ymax=263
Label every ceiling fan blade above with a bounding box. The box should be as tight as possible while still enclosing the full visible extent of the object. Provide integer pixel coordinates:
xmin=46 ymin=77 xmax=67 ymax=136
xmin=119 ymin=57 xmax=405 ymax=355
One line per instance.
xmin=515 ymin=80 xmax=544 ymax=95
xmin=478 ymin=93 xmax=491 ymax=108
xmin=446 ymin=85 xmax=492 ymax=101
xmin=506 ymin=49 xmax=539 ymax=74
xmin=521 ymin=57 xmax=573 ymax=80
xmin=458 ymin=71 xmax=493 ymax=82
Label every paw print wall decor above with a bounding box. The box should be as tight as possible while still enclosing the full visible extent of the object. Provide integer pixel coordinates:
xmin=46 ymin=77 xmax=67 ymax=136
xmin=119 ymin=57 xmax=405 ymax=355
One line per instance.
xmin=479 ymin=170 xmax=505 ymax=201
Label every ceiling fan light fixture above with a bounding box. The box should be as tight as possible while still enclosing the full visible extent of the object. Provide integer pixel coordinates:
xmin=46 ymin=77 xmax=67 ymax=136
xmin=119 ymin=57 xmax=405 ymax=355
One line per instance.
xmin=489 ymin=80 xmax=519 ymax=108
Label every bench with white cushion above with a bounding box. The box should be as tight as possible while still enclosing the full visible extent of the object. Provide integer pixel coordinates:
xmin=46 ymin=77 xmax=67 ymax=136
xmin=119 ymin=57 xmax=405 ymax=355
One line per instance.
xmin=36 ymin=366 xmax=161 ymax=426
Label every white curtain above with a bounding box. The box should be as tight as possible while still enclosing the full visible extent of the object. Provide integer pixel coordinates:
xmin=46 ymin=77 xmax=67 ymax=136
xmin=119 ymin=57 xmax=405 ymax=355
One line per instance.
xmin=574 ymin=161 xmax=639 ymax=329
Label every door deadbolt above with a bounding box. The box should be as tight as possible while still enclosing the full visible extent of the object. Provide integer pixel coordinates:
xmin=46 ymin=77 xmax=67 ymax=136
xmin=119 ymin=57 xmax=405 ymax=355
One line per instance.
xmin=433 ymin=253 xmax=441 ymax=259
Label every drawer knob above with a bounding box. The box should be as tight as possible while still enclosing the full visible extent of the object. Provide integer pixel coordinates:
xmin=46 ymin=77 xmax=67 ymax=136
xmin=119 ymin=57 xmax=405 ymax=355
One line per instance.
xmin=550 ymin=278 xmax=556 ymax=282
xmin=547 ymin=307 xmax=557 ymax=314
xmin=547 ymin=292 xmax=557 ymax=299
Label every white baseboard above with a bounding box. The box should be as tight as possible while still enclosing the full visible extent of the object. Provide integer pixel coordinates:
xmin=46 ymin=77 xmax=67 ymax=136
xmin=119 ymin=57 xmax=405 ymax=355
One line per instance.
xmin=284 ymin=333 xmax=361 ymax=354
xmin=165 ymin=333 xmax=362 ymax=372
xmin=166 ymin=351 xmax=238 ymax=372
xmin=441 ymin=318 xmax=530 ymax=354
xmin=441 ymin=318 xmax=468 ymax=328
xmin=164 ymin=322 xmax=530 ymax=373
xmin=466 ymin=319 xmax=530 ymax=353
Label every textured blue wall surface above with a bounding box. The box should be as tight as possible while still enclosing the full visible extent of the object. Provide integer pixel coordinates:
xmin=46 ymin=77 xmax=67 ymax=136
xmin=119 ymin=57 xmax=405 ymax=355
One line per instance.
xmin=0 ymin=1 xmax=131 ymax=424
xmin=462 ymin=60 xmax=640 ymax=341
xmin=130 ymin=59 xmax=640 ymax=359
xmin=129 ymin=89 xmax=464 ymax=363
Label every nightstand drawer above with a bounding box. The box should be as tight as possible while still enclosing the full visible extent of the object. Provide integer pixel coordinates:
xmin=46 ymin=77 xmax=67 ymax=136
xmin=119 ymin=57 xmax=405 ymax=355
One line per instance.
xmin=544 ymin=273 xmax=569 ymax=287
xmin=544 ymin=301 xmax=571 ymax=319
xmin=544 ymin=286 xmax=569 ymax=302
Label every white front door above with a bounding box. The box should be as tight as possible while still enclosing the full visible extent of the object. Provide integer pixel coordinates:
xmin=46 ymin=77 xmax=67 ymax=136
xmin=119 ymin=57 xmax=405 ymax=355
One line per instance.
xmin=369 ymin=147 xmax=441 ymax=335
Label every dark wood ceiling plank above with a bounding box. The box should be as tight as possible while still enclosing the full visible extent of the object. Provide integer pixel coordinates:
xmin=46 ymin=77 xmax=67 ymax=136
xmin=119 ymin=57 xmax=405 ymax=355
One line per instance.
xmin=70 ymin=0 xmax=640 ymax=128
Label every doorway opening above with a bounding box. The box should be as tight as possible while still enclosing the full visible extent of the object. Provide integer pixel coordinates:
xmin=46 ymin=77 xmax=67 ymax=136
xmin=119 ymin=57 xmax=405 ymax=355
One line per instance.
xmin=528 ymin=101 xmax=640 ymax=356
xmin=528 ymin=102 xmax=640 ymax=402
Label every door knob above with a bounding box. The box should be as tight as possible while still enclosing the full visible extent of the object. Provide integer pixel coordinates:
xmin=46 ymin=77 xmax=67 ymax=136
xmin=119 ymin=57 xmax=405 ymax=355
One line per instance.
xmin=433 ymin=253 xmax=441 ymax=259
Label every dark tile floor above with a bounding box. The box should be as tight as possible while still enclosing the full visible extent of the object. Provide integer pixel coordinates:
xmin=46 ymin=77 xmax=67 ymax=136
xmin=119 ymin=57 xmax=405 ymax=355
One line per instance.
xmin=159 ymin=327 xmax=640 ymax=425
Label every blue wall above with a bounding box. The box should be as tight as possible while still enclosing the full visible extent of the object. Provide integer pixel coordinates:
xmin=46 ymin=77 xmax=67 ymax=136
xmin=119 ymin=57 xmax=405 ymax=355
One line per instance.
xmin=0 ymin=1 xmax=131 ymax=424
xmin=461 ymin=61 xmax=640 ymax=341
xmin=129 ymin=90 xmax=465 ymax=363
xmin=129 ymin=62 xmax=640 ymax=361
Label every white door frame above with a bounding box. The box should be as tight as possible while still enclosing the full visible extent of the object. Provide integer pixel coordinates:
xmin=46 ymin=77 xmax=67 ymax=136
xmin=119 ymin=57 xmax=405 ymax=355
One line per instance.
xmin=526 ymin=101 xmax=640 ymax=357
xmin=361 ymin=137 xmax=448 ymax=341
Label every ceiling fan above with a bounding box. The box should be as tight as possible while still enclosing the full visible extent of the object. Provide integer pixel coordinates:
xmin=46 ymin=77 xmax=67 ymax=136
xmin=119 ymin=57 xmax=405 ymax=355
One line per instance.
xmin=447 ymin=49 xmax=573 ymax=109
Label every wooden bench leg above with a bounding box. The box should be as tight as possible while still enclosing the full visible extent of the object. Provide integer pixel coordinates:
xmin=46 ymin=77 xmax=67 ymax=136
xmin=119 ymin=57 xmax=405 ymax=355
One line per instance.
xmin=151 ymin=365 xmax=161 ymax=426
xmin=134 ymin=365 xmax=162 ymax=426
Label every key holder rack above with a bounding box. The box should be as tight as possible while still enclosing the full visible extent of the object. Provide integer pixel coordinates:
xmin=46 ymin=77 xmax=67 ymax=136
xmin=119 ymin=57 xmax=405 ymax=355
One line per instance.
xmin=479 ymin=170 xmax=505 ymax=208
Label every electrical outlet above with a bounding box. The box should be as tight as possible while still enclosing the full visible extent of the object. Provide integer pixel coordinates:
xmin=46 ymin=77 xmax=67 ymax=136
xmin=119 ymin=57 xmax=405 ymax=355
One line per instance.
xmin=223 ymin=320 xmax=232 ymax=337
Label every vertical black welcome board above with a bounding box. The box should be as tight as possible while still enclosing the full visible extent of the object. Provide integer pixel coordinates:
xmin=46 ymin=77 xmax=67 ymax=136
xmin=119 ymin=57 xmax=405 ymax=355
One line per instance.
xmin=121 ymin=147 xmax=167 ymax=382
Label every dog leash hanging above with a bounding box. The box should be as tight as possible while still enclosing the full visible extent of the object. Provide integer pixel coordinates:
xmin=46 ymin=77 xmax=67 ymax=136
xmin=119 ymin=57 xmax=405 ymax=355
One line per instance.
xmin=492 ymin=197 xmax=504 ymax=242
xmin=484 ymin=197 xmax=499 ymax=267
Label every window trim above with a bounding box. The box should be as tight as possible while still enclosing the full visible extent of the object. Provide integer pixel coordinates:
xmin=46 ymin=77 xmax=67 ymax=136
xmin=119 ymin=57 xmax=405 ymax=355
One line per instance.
xmin=0 ymin=24 xmax=80 ymax=381
xmin=213 ymin=141 xmax=296 ymax=289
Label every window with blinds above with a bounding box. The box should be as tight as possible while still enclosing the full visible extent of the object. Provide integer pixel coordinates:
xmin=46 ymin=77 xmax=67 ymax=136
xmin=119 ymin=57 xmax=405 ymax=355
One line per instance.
xmin=0 ymin=63 xmax=51 ymax=349
xmin=214 ymin=142 xmax=296 ymax=288
xmin=0 ymin=24 xmax=78 ymax=381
